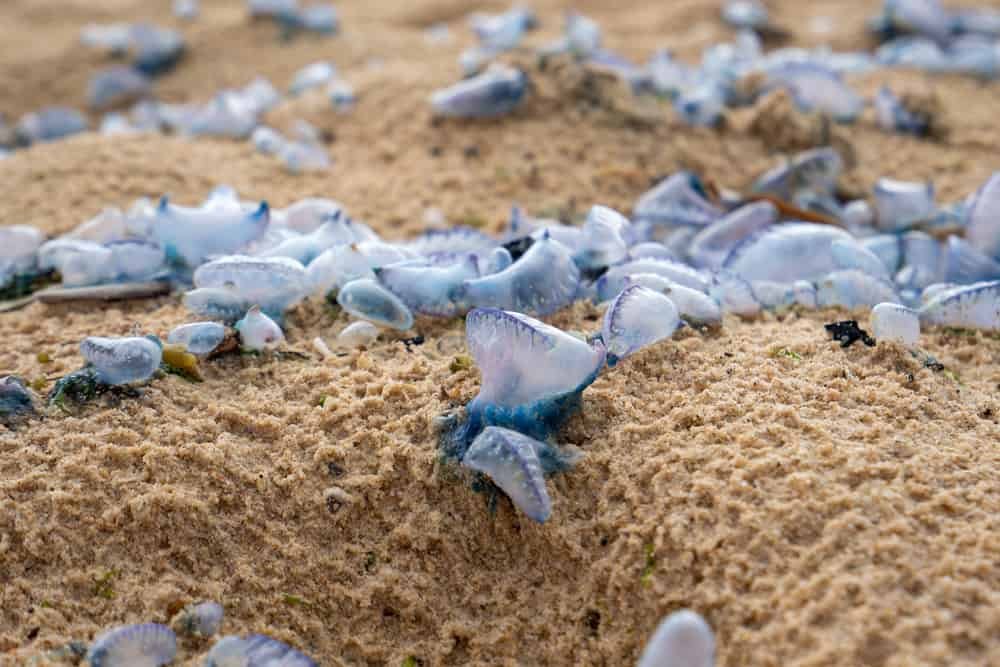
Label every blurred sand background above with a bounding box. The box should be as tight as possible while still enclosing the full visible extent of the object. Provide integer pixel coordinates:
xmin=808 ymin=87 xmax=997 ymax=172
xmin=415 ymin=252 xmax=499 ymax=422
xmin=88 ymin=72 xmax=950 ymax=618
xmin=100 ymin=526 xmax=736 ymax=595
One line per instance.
xmin=1 ymin=0 xmax=999 ymax=665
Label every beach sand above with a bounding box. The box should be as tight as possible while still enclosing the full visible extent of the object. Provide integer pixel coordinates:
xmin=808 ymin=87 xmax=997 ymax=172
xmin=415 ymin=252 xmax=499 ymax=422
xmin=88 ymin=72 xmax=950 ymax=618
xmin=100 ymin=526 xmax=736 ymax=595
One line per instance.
xmin=1 ymin=1 xmax=999 ymax=665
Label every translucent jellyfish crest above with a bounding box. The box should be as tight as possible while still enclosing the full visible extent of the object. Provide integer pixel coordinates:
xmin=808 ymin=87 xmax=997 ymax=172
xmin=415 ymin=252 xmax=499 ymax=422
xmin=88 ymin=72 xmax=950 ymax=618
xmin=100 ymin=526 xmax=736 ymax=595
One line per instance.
xmin=602 ymin=285 xmax=681 ymax=365
xmin=460 ymin=233 xmax=580 ymax=316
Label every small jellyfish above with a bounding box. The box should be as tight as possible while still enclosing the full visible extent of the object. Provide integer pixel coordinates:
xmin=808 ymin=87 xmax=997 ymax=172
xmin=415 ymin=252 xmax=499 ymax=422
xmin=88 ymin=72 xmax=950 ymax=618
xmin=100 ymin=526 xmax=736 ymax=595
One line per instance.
xmin=16 ymin=107 xmax=88 ymax=145
xmin=0 ymin=225 xmax=45 ymax=274
xmin=565 ymin=11 xmax=602 ymax=56
xmin=81 ymin=23 xmax=133 ymax=54
xmin=443 ymin=308 xmax=606 ymax=454
xmin=281 ymin=198 xmax=347 ymax=234
xmin=751 ymin=280 xmax=795 ymax=309
xmin=751 ymin=147 xmax=843 ymax=201
xmin=290 ymin=61 xmax=337 ymax=96
xmin=260 ymin=215 xmax=356 ymax=265
xmin=172 ymin=600 xmax=223 ymax=637
xmin=628 ymin=243 xmax=676 ymax=262
xmin=874 ymin=86 xmax=931 ymax=136
xmin=816 ymin=270 xmax=899 ymax=309
xmin=337 ymin=321 xmax=378 ymax=349
xmin=871 ymin=303 xmax=920 ymax=346
xmin=296 ymin=4 xmax=338 ymax=34
xmin=842 ymin=199 xmax=875 ymax=229
xmin=174 ymin=0 xmax=200 ymax=20
xmin=919 ymin=280 xmax=1000 ymax=331
xmin=80 ymin=335 xmax=163 ymax=386
xmin=306 ymin=241 xmax=412 ymax=296
xmin=709 ymin=271 xmax=761 ymax=317
xmin=88 ymin=66 xmax=151 ymax=111
xmin=460 ymin=233 xmax=580 ymax=316
xmin=673 ymin=83 xmax=725 ymax=127
xmin=637 ymin=610 xmax=715 ymax=667
xmin=688 ymin=201 xmax=778 ymax=271
xmin=193 ymin=255 xmax=307 ymax=318
xmin=279 ymin=140 xmax=331 ymax=174
xmin=252 ymin=126 xmax=287 ymax=155
xmin=183 ymin=288 xmax=252 ymax=324
xmin=722 ymin=223 xmax=853 ymax=283
xmin=153 ymin=197 xmax=270 ymax=268
xmin=602 ymin=285 xmax=681 ymax=365
xmin=430 ymin=65 xmax=527 ymax=118
xmin=860 ymin=234 xmax=902 ymax=274
xmin=462 ymin=427 xmax=559 ymax=523
xmin=85 ymin=623 xmax=177 ymax=667
xmin=235 ymin=306 xmax=285 ymax=351
xmin=129 ymin=24 xmax=186 ymax=76
xmin=241 ymin=77 xmax=282 ymax=115
xmin=406 ymin=227 xmax=494 ymax=257
xmin=761 ymin=63 xmax=864 ymax=122
xmin=167 ymin=322 xmax=227 ymax=356
xmin=632 ymin=172 xmax=722 ymax=227
xmin=248 ymin=0 xmax=299 ymax=20
xmin=328 ymin=79 xmax=356 ymax=111
xmin=337 ymin=278 xmax=414 ymax=330
xmin=573 ymin=205 xmax=630 ymax=270
xmin=376 ymin=255 xmax=479 ymax=317
xmin=830 ymin=238 xmax=892 ymax=281
xmin=106 ymin=239 xmax=167 ymax=282
xmin=597 ymin=259 xmax=710 ymax=302
xmin=792 ymin=280 xmax=818 ymax=309
xmin=964 ymin=172 xmax=1000 ymax=260
xmin=938 ymin=236 xmax=1000 ymax=284
xmin=873 ymin=178 xmax=935 ymax=231
xmin=622 ymin=274 xmax=722 ymax=328
xmin=206 ymin=635 xmax=317 ymax=667
xmin=469 ymin=6 xmax=535 ymax=51
xmin=723 ymin=0 xmax=768 ymax=30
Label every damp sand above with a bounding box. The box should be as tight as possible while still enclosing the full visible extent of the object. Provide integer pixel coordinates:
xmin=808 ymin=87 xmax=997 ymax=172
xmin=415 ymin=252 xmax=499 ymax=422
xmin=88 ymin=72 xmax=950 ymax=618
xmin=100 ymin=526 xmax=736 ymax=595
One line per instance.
xmin=2 ymin=0 xmax=1000 ymax=665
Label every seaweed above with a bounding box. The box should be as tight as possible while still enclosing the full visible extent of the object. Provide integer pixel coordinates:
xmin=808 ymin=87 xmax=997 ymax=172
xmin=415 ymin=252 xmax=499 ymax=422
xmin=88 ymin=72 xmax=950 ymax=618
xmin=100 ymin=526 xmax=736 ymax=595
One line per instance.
xmin=824 ymin=320 xmax=875 ymax=348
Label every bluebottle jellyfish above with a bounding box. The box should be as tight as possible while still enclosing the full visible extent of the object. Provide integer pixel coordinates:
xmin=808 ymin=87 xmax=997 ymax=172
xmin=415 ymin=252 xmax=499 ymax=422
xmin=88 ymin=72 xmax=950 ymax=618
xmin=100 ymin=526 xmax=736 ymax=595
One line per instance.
xmin=152 ymin=197 xmax=270 ymax=268
xmin=193 ymin=255 xmax=307 ymax=319
xmin=80 ymin=335 xmax=163 ymax=386
xmin=205 ymin=634 xmax=316 ymax=667
xmin=375 ymin=254 xmax=479 ymax=317
xmin=602 ymin=284 xmax=681 ymax=365
xmin=167 ymin=322 xmax=227 ymax=356
xmin=459 ymin=232 xmax=580 ymax=316
xmin=871 ymin=303 xmax=921 ymax=346
xmin=337 ymin=278 xmax=415 ymax=330
xmin=439 ymin=308 xmax=605 ymax=460
xmin=430 ymin=64 xmax=527 ymax=118
xmin=919 ymin=280 xmax=1000 ymax=331
xmin=235 ymin=306 xmax=285 ymax=351
xmin=85 ymin=623 xmax=177 ymax=667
